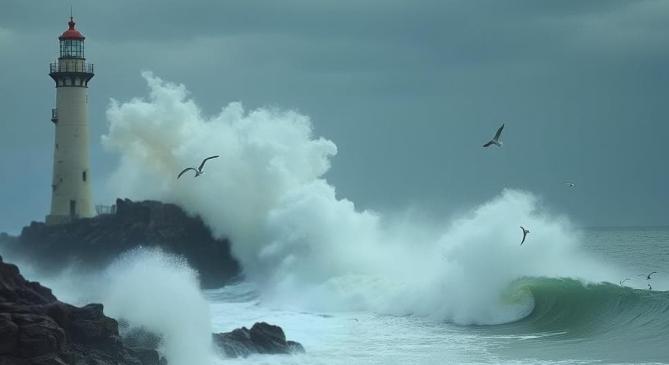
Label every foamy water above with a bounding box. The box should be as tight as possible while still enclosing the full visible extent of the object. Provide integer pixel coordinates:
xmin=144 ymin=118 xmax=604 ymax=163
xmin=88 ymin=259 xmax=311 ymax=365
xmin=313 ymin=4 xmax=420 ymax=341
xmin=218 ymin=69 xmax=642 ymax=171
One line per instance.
xmin=204 ymin=227 xmax=669 ymax=364
xmin=207 ymin=283 xmax=493 ymax=365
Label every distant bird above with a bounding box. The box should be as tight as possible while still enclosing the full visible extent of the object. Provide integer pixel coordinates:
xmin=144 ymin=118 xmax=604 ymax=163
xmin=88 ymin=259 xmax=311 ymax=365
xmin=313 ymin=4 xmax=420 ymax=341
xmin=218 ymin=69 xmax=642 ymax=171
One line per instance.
xmin=645 ymin=272 xmax=658 ymax=280
xmin=563 ymin=182 xmax=576 ymax=188
xmin=177 ymin=155 xmax=220 ymax=179
xmin=483 ymin=123 xmax=505 ymax=148
xmin=520 ymin=226 xmax=530 ymax=245
xmin=619 ymin=278 xmax=631 ymax=286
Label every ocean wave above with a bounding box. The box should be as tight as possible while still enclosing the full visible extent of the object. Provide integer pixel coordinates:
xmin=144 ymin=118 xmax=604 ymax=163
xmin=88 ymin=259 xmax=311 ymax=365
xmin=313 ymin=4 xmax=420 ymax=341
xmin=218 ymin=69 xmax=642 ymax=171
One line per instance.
xmin=503 ymin=277 xmax=669 ymax=341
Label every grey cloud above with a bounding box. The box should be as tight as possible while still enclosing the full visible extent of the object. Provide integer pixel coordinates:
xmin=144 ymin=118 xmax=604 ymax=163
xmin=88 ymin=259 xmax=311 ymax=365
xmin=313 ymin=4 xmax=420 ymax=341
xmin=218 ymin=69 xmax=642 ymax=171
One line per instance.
xmin=1 ymin=0 xmax=668 ymax=233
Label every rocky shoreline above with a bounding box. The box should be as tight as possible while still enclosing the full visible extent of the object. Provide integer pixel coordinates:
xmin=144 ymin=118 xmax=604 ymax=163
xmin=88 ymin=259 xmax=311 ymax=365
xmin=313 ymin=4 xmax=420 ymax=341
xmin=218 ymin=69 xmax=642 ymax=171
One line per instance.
xmin=0 ymin=200 xmax=306 ymax=363
xmin=0 ymin=199 xmax=240 ymax=289
xmin=0 ymin=254 xmax=163 ymax=364
xmin=122 ymin=322 xmax=306 ymax=359
xmin=0 ymin=255 xmax=305 ymax=363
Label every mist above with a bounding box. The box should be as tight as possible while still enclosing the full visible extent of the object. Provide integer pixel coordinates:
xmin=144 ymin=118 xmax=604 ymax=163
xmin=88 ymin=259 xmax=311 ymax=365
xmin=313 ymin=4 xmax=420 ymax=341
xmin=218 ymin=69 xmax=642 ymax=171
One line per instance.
xmin=102 ymin=249 xmax=216 ymax=365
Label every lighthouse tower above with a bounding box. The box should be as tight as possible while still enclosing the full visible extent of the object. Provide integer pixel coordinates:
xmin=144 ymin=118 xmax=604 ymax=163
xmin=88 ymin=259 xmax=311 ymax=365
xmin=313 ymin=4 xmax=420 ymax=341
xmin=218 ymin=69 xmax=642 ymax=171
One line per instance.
xmin=46 ymin=17 xmax=95 ymax=225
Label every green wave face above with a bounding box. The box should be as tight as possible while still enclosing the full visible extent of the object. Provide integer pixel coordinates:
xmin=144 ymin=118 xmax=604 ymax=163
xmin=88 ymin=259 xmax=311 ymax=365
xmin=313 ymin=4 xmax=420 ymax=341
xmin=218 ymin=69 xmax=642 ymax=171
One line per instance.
xmin=482 ymin=277 xmax=669 ymax=363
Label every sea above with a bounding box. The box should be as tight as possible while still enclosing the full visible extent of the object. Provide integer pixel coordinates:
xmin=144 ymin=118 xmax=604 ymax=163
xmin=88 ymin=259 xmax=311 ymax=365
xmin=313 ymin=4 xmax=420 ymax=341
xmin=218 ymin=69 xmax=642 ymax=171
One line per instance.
xmin=207 ymin=226 xmax=669 ymax=365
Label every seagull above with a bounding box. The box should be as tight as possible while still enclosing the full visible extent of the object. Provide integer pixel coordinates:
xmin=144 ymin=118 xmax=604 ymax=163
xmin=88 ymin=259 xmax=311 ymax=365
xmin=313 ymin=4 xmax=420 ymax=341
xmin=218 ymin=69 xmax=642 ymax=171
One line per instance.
xmin=483 ymin=123 xmax=504 ymax=148
xmin=177 ymin=155 xmax=220 ymax=179
xmin=645 ymin=272 xmax=658 ymax=280
xmin=563 ymin=182 xmax=576 ymax=188
xmin=520 ymin=226 xmax=530 ymax=245
xmin=619 ymin=278 xmax=631 ymax=286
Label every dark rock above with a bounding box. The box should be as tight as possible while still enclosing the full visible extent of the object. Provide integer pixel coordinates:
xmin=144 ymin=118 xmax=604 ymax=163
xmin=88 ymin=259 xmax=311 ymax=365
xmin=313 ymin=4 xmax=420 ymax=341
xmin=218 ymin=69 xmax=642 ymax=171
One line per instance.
xmin=67 ymin=304 xmax=121 ymax=347
xmin=16 ymin=315 xmax=65 ymax=357
xmin=120 ymin=326 xmax=162 ymax=351
xmin=286 ymin=340 xmax=306 ymax=354
xmin=212 ymin=322 xmax=305 ymax=358
xmin=0 ymin=259 xmax=56 ymax=305
xmin=249 ymin=322 xmax=288 ymax=353
xmin=0 ymin=255 xmax=162 ymax=364
xmin=0 ymin=314 xmax=18 ymax=354
xmin=1 ymin=199 xmax=240 ymax=288
xmin=213 ymin=327 xmax=253 ymax=358
xmin=128 ymin=347 xmax=163 ymax=365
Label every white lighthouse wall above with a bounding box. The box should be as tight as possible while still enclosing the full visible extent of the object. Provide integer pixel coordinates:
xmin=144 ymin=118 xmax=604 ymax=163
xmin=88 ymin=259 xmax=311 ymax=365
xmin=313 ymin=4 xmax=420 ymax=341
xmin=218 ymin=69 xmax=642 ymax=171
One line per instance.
xmin=47 ymin=85 xmax=94 ymax=223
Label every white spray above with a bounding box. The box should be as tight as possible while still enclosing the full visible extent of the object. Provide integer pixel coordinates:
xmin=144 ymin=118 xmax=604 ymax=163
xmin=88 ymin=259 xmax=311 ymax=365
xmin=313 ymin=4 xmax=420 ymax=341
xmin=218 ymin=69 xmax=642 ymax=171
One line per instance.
xmin=102 ymin=248 xmax=216 ymax=365
xmin=5 ymin=247 xmax=220 ymax=365
xmin=102 ymin=72 xmax=618 ymax=325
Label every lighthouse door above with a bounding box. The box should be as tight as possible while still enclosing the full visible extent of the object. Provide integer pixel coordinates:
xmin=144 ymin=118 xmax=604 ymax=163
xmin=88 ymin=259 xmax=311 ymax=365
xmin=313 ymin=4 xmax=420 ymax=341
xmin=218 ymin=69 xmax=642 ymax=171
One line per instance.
xmin=69 ymin=200 xmax=76 ymax=219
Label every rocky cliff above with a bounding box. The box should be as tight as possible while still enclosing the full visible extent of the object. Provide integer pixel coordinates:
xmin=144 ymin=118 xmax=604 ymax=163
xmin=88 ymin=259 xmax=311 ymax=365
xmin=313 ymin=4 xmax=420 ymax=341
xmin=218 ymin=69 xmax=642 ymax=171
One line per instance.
xmin=1 ymin=199 xmax=240 ymax=289
xmin=0 ymin=255 xmax=162 ymax=365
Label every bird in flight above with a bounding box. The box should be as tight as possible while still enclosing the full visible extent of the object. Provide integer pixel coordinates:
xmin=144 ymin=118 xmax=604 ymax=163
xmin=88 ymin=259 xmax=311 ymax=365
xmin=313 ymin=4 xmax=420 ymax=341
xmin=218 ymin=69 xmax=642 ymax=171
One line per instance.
xmin=645 ymin=272 xmax=658 ymax=280
xmin=563 ymin=182 xmax=576 ymax=188
xmin=520 ymin=226 xmax=530 ymax=245
xmin=619 ymin=278 xmax=631 ymax=286
xmin=178 ymin=155 xmax=220 ymax=179
xmin=483 ymin=123 xmax=504 ymax=148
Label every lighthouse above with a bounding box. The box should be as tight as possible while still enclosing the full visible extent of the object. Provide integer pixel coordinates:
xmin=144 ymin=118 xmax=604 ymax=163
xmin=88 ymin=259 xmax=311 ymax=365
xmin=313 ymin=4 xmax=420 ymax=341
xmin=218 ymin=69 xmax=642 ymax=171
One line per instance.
xmin=46 ymin=17 xmax=95 ymax=225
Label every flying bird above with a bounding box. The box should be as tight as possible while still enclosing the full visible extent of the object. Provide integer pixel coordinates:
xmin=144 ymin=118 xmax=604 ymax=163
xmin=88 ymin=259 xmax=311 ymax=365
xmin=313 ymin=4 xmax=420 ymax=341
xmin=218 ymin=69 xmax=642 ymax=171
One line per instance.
xmin=177 ymin=155 xmax=220 ymax=179
xmin=520 ymin=226 xmax=530 ymax=245
xmin=619 ymin=278 xmax=631 ymax=286
xmin=564 ymin=182 xmax=576 ymax=188
xmin=645 ymin=272 xmax=658 ymax=280
xmin=483 ymin=123 xmax=505 ymax=148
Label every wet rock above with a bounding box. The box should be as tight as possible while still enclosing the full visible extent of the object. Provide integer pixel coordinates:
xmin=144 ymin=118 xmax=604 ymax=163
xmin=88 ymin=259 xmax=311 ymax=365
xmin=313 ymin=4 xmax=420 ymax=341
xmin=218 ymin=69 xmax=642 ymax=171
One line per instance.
xmin=0 ymin=255 xmax=162 ymax=364
xmin=1 ymin=199 xmax=240 ymax=288
xmin=120 ymin=326 xmax=162 ymax=350
xmin=212 ymin=322 xmax=305 ymax=358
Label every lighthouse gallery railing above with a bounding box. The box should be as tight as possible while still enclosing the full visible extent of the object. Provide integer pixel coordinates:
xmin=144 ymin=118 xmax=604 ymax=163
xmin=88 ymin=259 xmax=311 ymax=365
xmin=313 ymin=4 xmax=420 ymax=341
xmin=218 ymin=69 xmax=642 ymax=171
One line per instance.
xmin=49 ymin=62 xmax=94 ymax=73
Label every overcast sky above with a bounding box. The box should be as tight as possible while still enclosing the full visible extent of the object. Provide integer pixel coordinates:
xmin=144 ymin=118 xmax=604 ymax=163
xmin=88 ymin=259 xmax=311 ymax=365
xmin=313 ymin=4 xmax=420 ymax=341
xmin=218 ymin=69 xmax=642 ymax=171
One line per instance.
xmin=1 ymin=0 xmax=668 ymax=233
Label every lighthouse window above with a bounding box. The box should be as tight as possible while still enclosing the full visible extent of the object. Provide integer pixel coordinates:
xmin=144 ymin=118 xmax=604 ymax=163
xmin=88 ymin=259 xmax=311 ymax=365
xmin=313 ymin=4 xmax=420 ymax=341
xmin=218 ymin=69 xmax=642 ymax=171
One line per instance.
xmin=82 ymin=171 xmax=87 ymax=182
xmin=60 ymin=39 xmax=84 ymax=58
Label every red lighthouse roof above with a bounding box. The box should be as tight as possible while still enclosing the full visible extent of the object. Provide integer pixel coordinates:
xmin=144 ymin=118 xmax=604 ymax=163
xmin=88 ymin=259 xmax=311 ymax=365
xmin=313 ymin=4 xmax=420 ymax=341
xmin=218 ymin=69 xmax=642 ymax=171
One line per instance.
xmin=59 ymin=17 xmax=85 ymax=40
